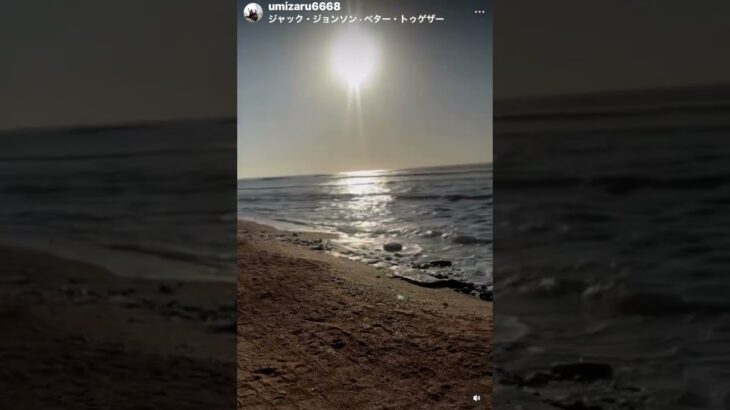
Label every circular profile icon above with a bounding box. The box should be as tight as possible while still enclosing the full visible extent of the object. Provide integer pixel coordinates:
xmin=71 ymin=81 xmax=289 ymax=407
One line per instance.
xmin=243 ymin=3 xmax=263 ymax=23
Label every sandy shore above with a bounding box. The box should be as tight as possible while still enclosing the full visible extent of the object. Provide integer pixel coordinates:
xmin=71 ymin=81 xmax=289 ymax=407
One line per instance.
xmin=0 ymin=246 xmax=235 ymax=409
xmin=237 ymin=221 xmax=492 ymax=409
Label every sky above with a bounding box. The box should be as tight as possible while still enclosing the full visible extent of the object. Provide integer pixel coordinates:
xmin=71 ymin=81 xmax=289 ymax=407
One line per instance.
xmin=0 ymin=1 xmax=235 ymax=131
xmin=237 ymin=0 xmax=493 ymax=178
xmin=3 ymin=1 xmax=730 ymax=133
xmin=495 ymin=0 xmax=730 ymax=100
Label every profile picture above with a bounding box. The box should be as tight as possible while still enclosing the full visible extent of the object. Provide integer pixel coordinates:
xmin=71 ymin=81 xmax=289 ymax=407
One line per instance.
xmin=243 ymin=3 xmax=263 ymax=23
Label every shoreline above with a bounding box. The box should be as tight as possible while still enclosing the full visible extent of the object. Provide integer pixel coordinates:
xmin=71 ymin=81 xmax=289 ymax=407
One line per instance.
xmin=236 ymin=217 xmax=493 ymax=301
xmin=0 ymin=234 xmax=235 ymax=284
xmin=0 ymin=245 xmax=235 ymax=408
xmin=237 ymin=220 xmax=492 ymax=409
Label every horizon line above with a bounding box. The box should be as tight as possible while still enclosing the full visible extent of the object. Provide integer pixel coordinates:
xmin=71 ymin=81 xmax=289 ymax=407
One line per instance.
xmin=237 ymin=161 xmax=492 ymax=181
xmin=495 ymin=82 xmax=730 ymax=105
xmin=0 ymin=116 xmax=236 ymax=136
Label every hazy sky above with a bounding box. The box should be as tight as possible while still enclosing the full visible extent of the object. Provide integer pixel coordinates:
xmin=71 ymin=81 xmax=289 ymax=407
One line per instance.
xmin=237 ymin=0 xmax=493 ymax=178
xmin=0 ymin=1 xmax=234 ymax=131
xmin=4 ymin=1 xmax=730 ymax=133
xmin=495 ymin=0 xmax=730 ymax=100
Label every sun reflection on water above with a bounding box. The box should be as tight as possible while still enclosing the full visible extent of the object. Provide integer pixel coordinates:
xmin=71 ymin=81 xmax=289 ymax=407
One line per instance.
xmin=329 ymin=170 xmax=393 ymax=229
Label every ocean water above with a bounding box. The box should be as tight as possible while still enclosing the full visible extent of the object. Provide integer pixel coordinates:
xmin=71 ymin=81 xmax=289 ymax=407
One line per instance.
xmin=0 ymin=120 xmax=236 ymax=281
xmin=237 ymin=164 xmax=493 ymax=290
xmin=494 ymin=90 xmax=730 ymax=409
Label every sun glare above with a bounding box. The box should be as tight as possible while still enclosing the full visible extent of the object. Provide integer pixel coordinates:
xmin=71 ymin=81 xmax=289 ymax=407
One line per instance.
xmin=331 ymin=29 xmax=378 ymax=89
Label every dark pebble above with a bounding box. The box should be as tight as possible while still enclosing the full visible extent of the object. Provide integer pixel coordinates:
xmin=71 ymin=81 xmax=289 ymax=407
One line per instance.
xmin=330 ymin=338 xmax=346 ymax=349
xmin=253 ymin=367 xmax=278 ymax=376
xmin=453 ymin=235 xmax=491 ymax=245
xmin=414 ymin=260 xmax=453 ymax=269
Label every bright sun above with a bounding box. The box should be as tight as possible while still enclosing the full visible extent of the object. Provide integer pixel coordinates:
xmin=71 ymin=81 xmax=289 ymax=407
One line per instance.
xmin=331 ymin=29 xmax=378 ymax=88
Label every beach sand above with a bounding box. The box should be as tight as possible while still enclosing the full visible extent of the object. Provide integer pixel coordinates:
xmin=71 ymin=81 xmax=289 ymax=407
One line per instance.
xmin=237 ymin=221 xmax=492 ymax=409
xmin=0 ymin=246 xmax=235 ymax=409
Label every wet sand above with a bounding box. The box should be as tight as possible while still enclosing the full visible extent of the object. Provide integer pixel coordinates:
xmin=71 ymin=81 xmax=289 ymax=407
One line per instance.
xmin=237 ymin=221 xmax=492 ymax=409
xmin=0 ymin=246 xmax=235 ymax=409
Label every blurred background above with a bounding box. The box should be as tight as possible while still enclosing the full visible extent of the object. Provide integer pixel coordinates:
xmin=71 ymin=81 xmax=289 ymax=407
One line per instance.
xmin=494 ymin=1 xmax=730 ymax=409
xmin=0 ymin=2 xmax=237 ymax=408
xmin=2 ymin=0 xmax=730 ymax=408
